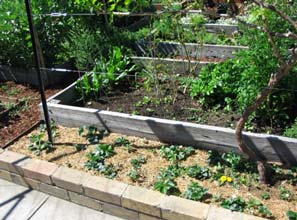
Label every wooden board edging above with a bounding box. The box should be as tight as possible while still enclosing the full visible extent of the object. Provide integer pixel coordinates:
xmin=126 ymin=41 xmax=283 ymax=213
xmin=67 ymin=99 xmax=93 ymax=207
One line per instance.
xmin=46 ymin=102 xmax=297 ymax=167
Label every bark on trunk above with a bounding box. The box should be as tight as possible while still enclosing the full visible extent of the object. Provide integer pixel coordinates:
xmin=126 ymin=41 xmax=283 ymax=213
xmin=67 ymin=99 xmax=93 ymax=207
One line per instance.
xmin=235 ymin=50 xmax=297 ymax=184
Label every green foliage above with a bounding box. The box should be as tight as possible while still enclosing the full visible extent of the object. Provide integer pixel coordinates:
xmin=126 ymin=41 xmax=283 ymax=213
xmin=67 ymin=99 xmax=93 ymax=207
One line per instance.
xmin=154 ymin=178 xmax=180 ymax=196
xmin=28 ymin=133 xmax=53 ymax=156
xmin=130 ymin=156 xmax=147 ymax=169
xmin=39 ymin=119 xmax=59 ymax=139
xmin=261 ymin=192 xmax=270 ymax=200
xmin=221 ymin=196 xmax=246 ymax=212
xmin=128 ymin=169 xmax=141 ymax=182
xmin=183 ymin=182 xmax=208 ymax=201
xmin=0 ymin=0 xmax=76 ymax=67
xmin=160 ymin=145 xmax=195 ymax=162
xmin=114 ymin=137 xmax=130 ymax=146
xmin=76 ymin=46 xmax=136 ymax=99
xmin=287 ymin=210 xmax=297 ymax=220
xmin=247 ymin=198 xmax=272 ymax=218
xmin=158 ymin=164 xmax=184 ymax=179
xmin=284 ymin=118 xmax=297 ymax=139
xmin=85 ymin=144 xmax=117 ymax=178
xmin=186 ymin=165 xmax=212 ymax=180
xmin=279 ymin=186 xmax=294 ymax=201
xmin=78 ymin=125 xmax=104 ymax=144
xmin=189 ymin=5 xmax=297 ymax=130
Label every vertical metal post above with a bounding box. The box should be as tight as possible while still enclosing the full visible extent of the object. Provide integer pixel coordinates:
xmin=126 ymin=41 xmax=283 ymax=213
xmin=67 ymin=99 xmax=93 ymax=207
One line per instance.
xmin=24 ymin=0 xmax=53 ymax=143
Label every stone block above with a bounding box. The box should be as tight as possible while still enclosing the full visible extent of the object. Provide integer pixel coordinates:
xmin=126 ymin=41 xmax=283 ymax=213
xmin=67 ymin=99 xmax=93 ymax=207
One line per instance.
xmin=206 ymin=206 xmax=243 ymax=220
xmin=69 ymin=191 xmax=103 ymax=211
xmin=0 ymin=169 xmax=12 ymax=181
xmin=103 ymin=202 xmax=139 ymax=220
xmin=39 ymin=182 xmax=69 ymax=200
xmin=0 ymin=150 xmax=30 ymax=175
xmin=122 ymin=185 xmax=164 ymax=217
xmin=161 ymin=196 xmax=209 ymax=220
xmin=83 ymin=175 xmax=128 ymax=205
xmin=22 ymin=159 xmax=58 ymax=184
xmin=52 ymin=166 xmax=88 ymax=193
xmin=139 ymin=213 xmax=162 ymax=220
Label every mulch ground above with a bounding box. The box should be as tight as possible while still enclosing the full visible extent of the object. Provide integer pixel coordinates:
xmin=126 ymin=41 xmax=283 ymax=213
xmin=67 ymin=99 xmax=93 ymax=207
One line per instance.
xmin=0 ymin=81 xmax=60 ymax=148
xmin=8 ymin=125 xmax=297 ymax=220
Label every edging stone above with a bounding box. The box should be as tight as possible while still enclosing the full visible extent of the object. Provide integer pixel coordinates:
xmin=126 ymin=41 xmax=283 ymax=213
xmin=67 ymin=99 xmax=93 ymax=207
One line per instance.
xmin=68 ymin=191 xmax=103 ymax=211
xmin=122 ymin=185 xmax=164 ymax=217
xmin=160 ymin=195 xmax=209 ymax=220
xmin=22 ymin=159 xmax=59 ymax=184
xmin=52 ymin=166 xmax=88 ymax=193
xmin=83 ymin=175 xmax=128 ymax=206
xmin=0 ymin=150 xmax=268 ymax=220
xmin=0 ymin=150 xmax=31 ymax=175
xmin=102 ymin=202 xmax=139 ymax=220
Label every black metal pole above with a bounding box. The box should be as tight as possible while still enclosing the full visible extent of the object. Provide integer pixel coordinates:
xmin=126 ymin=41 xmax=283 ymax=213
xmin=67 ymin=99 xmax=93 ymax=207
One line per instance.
xmin=24 ymin=0 xmax=53 ymax=143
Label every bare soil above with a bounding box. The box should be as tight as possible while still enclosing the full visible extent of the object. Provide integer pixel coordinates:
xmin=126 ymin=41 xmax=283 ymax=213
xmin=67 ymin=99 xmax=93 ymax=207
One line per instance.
xmin=0 ymin=81 xmax=60 ymax=148
xmin=8 ymin=125 xmax=297 ymax=220
xmin=89 ymin=79 xmax=241 ymax=129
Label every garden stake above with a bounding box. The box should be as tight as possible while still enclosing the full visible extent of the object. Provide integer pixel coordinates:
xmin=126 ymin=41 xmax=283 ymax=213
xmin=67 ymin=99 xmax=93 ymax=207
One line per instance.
xmin=24 ymin=0 xmax=53 ymax=143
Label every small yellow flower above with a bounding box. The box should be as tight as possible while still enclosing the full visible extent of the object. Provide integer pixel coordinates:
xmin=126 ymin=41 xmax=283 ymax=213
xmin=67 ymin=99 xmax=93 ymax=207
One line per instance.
xmin=220 ymin=175 xmax=227 ymax=183
xmin=227 ymin=177 xmax=233 ymax=182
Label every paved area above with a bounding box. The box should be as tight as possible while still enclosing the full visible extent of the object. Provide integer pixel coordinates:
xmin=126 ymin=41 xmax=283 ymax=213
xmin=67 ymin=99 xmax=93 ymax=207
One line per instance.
xmin=0 ymin=179 xmax=125 ymax=220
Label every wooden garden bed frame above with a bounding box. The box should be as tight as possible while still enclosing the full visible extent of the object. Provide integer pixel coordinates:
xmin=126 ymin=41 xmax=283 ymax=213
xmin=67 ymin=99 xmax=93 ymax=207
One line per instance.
xmin=44 ymin=79 xmax=297 ymax=167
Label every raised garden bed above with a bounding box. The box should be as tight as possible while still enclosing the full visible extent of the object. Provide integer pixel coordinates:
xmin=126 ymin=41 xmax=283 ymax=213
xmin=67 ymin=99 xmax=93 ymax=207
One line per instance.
xmin=44 ymin=78 xmax=297 ymax=166
xmin=0 ymin=65 xmax=76 ymax=87
xmin=3 ymin=123 xmax=297 ymax=220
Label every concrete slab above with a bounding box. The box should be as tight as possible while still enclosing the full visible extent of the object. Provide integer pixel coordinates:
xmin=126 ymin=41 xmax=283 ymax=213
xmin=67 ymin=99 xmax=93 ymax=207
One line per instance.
xmin=30 ymin=196 xmax=126 ymax=220
xmin=0 ymin=178 xmax=15 ymax=186
xmin=0 ymin=180 xmax=48 ymax=220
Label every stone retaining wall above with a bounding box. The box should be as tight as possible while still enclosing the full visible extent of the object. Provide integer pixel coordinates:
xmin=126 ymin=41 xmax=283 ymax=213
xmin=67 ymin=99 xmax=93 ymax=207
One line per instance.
xmin=0 ymin=149 xmax=266 ymax=220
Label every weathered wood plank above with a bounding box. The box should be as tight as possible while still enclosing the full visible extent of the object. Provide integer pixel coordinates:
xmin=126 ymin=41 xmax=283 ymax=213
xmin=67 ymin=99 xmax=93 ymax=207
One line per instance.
xmin=134 ymin=42 xmax=247 ymax=59
xmin=132 ymin=57 xmax=209 ymax=75
xmin=47 ymin=103 xmax=297 ymax=166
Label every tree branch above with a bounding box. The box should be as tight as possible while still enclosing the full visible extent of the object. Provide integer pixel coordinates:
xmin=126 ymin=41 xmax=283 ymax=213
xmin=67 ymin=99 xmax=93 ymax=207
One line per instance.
xmin=264 ymin=19 xmax=285 ymax=66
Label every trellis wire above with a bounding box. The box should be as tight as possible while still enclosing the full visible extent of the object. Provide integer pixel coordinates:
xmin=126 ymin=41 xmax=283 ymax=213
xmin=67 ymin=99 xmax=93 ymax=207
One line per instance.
xmin=40 ymin=67 xmax=297 ymax=93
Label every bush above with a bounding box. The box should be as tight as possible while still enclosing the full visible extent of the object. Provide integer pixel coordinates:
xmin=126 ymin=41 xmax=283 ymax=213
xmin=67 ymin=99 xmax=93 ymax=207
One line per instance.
xmin=190 ymin=9 xmax=297 ymax=131
xmin=284 ymin=118 xmax=297 ymax=138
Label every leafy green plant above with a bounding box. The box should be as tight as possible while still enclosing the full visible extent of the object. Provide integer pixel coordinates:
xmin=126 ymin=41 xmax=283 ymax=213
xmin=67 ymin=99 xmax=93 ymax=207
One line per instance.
xmin=183 ymin=182 xmax=208 ymax=202
xmin=77 ymin=46 xmax=136 ymax=99
xmin=85 ymin=144 xmax=115 ymax=169
xmin=154 ymin=178 xmax=180 ymax=196
xmin=186 ymin=165 xmax=212 ymax=180
xmin=114 ymin=137 xmax=130 ymax=146
xmin=160 ymin=145 xmax=195 ymax=162
xmin=158 ymin=164 xmax=184 ymax=180
xmin=39 ymin=119 xmax=59 ymax=139
xmin=131 ymin=156 xmax=147 ymax=169
xmin=28 ymin=133 xmax=53 ymax=156
xmin=284 ymin=118 xmax=297 ymax=138
xmin=78 ymin=125 xmax=104 ymax=144
xmin=221 ymin=197 xmax=246 ymax=212
xmin=114 ymin=136 xmax=136 ymax=153
xmin=279 ymin=186 xmax=294 ymax=201
xmin=261 ymin=192 xmax=270 ymax=200
xmin=247 ymin=198 xmax=272 ymax=218
xmin=128 ymin=169 xmax=141 ymax=182
xmin=287 ymin=210 xmax=297 ymax=220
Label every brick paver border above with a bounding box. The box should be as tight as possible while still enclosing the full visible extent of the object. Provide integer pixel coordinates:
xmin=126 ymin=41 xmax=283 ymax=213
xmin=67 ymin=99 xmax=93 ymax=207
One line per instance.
xmin=0 ymin=150 xmax=266 ymax=220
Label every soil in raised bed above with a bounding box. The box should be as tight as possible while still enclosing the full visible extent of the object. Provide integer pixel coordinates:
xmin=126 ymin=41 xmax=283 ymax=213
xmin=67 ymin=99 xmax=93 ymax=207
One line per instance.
xmin=0 ymin=81 xmax=60 ymax=148
xmin=86 ymin=78 xmax=242 ymax=131
xmin=8 ymin=125 xmax=297 ymax=220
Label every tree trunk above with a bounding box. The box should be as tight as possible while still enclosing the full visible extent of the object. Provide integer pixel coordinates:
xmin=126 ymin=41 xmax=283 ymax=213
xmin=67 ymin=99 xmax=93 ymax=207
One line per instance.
xmin=235 ymin=50 xmax=297 ymax=184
